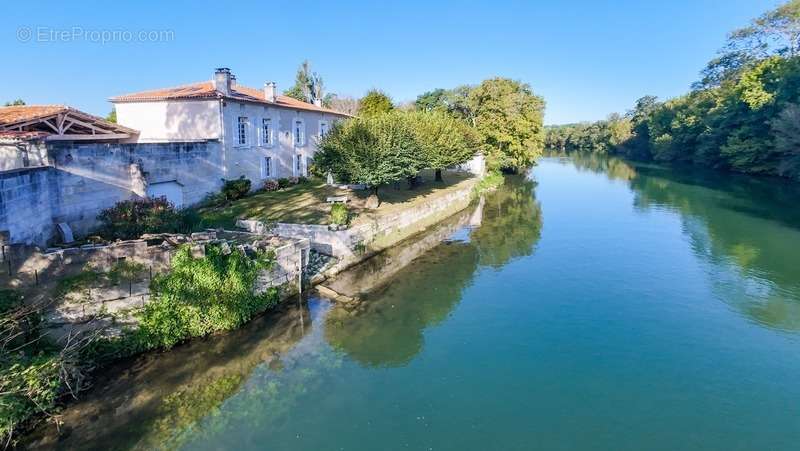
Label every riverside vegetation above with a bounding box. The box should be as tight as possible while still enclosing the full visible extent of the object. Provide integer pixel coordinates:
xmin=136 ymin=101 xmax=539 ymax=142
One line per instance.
xmin=0 ymin=244 xmax=279 ymax=446
xmin=545 ymin=0 xmax=800 ymax=180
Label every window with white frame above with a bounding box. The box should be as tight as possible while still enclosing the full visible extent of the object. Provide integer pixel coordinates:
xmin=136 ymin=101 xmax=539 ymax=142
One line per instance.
xmin=293 ymin=119 xmax=305 ymax=147
xmin=261 ymin=118 xmax=273 ymax=146
xmin=319 ymin=121 xmax=328 ymax=138
xmin=261 ymin=156 xmax=272 ymax=179
xmin=237 ymin=117 xmax=249 ymax=146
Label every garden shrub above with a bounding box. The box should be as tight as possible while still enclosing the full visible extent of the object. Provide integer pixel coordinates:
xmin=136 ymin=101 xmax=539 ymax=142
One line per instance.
xmin=221 ymin=177 xmax=251 ymax=201
xmin=97 ymin=198 xmax=199 ymax=241
xmin=297 ymin=176 xmax=310 ymax=184
xmin=277 ymin=178 xmax=291 ymax=189
xmin=288 ymin=176 xmax=300 ymax=185
xmin=135 ymin=244 xmax=278 ymax=350
xmin=263 ymin=179 xmax=280 ymax=192
xmin=330 ymin=203 xmax=350 ymax=226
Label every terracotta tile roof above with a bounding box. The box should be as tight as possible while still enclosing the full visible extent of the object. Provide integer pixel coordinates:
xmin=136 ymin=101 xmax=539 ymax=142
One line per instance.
xmin=0 ymin=105 xmax=70 ymax=126
xmin=111 ymin=81 xmax=350 ymax=116
xmin=0 ymin=105 xmax=137 ymax=136
xmin=0 ymin=130 xmax=49 ymax=140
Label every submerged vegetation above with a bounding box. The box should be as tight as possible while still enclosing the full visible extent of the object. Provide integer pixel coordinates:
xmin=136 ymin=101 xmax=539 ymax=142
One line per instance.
xmin=546 ymin=0 xmax=800 ymax=180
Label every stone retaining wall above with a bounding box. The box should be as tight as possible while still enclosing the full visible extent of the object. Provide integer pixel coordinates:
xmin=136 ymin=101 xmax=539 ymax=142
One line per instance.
xmin=238 ymin=178 xmax=477 ymax=270
xmin=0 ymin=141 xmax=224 ymax=246
xmin=1 ymin=231 xmax=309 ymax=338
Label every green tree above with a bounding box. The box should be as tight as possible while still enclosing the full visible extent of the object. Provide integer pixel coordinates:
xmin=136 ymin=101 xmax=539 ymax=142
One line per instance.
xmin=358 ymin=89 xmax=394 ymax=117
xmin=283 ymin=60 xmax=327 ymax=105
xmin=106 ymin=107 xmax=117 ymax=123
xmin=315 ymin=112 xmax=424 ymax=199
xmin=284 ymin=60 xmax=312 ymax=102
xmin=771 ymin=103 xmax=800 ymax=178
xmin=415 ymin=88 xmax=448 ymax=112
xmin=3 ymin=99 xmax=25 ymax=106
xmin=405 ymin=111 xmax=479 ymax=181
xmin=468 ymin=78 xmax=545 ymax=172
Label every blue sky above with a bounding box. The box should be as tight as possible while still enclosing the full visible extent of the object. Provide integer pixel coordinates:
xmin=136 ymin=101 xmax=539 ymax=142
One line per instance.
xmin=2 ymin=0 xmax=776 ymax=124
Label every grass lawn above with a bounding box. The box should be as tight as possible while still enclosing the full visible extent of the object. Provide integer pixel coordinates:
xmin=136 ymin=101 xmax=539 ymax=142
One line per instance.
xmin=195 ymin=170 xmax=476 ymax=228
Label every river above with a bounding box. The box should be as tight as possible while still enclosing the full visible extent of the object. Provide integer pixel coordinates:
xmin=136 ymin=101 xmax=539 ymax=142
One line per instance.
xmin=26 ymin=155 xmax=800 ymax=450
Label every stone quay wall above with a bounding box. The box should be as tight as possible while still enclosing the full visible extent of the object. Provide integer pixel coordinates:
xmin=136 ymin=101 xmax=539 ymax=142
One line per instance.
xmin=237 ymin=178 xmax=477 ymax=272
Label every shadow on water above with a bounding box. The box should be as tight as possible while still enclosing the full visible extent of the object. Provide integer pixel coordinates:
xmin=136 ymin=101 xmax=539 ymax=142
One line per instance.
xmin=554 ymin=151 xmax=800 ymax=332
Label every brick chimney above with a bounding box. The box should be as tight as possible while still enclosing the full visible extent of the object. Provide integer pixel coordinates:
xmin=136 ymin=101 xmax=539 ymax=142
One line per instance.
xmin=264 ymin=82 xmax=277 ymax=103
xmin=213 ymin=68 xmax=232 ymax=96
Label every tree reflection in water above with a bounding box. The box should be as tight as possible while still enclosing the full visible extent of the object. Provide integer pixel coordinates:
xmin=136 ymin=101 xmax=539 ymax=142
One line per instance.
xmin=552 ymin=151 xmax=800 ymax=331
xmin=325 ymin=176 xmax=544 ymax=366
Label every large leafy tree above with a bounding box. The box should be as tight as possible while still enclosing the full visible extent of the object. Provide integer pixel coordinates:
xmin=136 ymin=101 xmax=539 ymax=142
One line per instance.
xmin=414 ymin=86 xmax=476 ymax=123
xmin=467 ymin=78 xmax=545 ymax=172
xmin=315 ymin=112 xmax=424 ymax=199
xmin=358 ymin=89 xmax=394 ymax=117
xmin=696 ymin=0 xmax=800 ymax=89
xmin=771 ymin=103 xmax=800 ymax=178
xmin=405 ymin=111 xmax=479 ymax=181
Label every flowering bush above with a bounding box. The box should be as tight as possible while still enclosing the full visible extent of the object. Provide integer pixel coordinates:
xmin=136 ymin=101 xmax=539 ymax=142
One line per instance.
xmin=263 ymin=179 xmax=280 ymax=191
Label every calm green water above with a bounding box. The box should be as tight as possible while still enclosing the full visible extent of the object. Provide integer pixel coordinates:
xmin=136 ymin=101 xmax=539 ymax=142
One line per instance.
xmin=28 ymin=156 xmax=800 ymax=450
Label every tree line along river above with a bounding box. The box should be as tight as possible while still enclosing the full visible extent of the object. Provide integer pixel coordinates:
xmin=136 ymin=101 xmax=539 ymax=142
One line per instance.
xmin=24 ymin=155 xmax=800 ymax=451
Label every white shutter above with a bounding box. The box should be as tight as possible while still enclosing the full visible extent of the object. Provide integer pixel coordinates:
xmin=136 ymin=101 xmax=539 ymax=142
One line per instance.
xmin=260 ymin=157 xmax=266 ymax=179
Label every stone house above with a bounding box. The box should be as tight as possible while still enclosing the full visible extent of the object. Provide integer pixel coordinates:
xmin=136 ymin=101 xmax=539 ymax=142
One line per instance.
xmin=111 ymin=68 xmax=350 ymax=207
xmin=0 ymin=70 xmax=349 ymax=246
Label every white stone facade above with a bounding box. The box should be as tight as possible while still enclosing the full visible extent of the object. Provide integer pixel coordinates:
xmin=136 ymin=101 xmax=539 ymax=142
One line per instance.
xmin=113 ymin=69 xmax=349 ymax=189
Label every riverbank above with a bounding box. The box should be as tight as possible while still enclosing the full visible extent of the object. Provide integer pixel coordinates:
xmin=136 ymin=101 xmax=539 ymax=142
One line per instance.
xmin=3 ymin=170 xmax=501 ymax=446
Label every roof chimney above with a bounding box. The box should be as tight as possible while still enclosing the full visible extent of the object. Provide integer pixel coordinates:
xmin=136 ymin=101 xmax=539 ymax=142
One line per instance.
xmin=313 ymin=98 xmax=322 ymax=107
xmin=265 ymin=82 xmax=277 ymax=103
xmin=213 ymin=68 xmax=232 ymax=96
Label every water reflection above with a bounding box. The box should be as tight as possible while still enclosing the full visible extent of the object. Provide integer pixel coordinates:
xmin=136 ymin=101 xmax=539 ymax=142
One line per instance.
xmin=469 ymin=175 xmax=543 ymax=268
xmin=629 ymin=164 xmax=800 ymax=331
xmin=325 ymin=241 xmax=479 ymax=367
xmin=25 ymin=301 xmax=315 ymax=450
xmin=324 ymin=177 xmax=544 ymax=366
xmin=554 ymin=151 xmax=800 ymax=331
